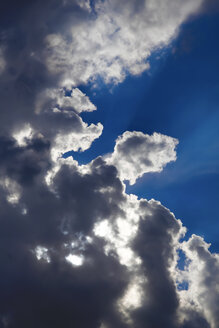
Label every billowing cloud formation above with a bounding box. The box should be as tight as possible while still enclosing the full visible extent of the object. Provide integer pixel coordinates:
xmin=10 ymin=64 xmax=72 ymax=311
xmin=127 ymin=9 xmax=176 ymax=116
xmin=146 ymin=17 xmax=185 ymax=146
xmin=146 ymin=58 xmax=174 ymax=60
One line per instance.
xmin=0 ymin=0 xmax=218 ymax=327
xmin=0 ymin=144 xmax=217 ymax=327
xmin=45 ymin=0 xmax=203 ymax=85
xmin=180 ymin=235 xmax=219 ymax=328
xmin=107 ymin=131 xmax=178 ymax=184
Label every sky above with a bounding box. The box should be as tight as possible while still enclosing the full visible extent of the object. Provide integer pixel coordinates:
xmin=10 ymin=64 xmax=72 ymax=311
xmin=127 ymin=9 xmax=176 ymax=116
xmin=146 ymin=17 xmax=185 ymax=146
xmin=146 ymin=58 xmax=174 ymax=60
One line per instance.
xmin=73 ymin=10 xmax=219 ymax=252
xmin=0 ymin=0 xmax=218 ymax=327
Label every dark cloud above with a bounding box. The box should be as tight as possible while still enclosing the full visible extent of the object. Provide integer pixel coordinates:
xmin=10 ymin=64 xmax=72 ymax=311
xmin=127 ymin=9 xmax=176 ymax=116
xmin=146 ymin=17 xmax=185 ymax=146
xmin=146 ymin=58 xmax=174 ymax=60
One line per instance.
xmin=52 ymin=157 xmax=125 ymax=233
xmin=0 ymin=135 xmax=50 ymax=185
xmin=0 ymin=234 xmax=129 ymax=328
xmin=131 ymin=200 xmax=181 ymax=328
xmin=181 ymin=311 xmax=210 ymax=328
xmin=0 ymin=141 xmax=218 ymax=327
xmin=0 ymin=156 xmax=128 ymax=327
xmin=0 ymin=0 xmax=90 ymax=133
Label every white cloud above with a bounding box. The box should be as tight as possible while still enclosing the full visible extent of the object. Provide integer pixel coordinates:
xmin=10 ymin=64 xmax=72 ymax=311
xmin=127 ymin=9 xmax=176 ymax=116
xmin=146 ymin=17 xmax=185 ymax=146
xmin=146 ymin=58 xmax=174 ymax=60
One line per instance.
xmin=51 ymin=120 xmax=103 ymax=160
xmin=35 ymin=246 xmax=51 ymax=263
xmin=35 ymin=87 xmax=96 ymax=114
xmin=34 ymin=86 xmax=103 ymax=161
xmin=44 ymin=0 xmax=203 ymax=86
xmin=65 ymin=254 xmax=84 ymax=266
xmin=106 ymin=131 xmax=178 ymax=184
xmin=178 ymin=235 xmax=219 ymax=328
xmin=0 ymin=177 xmax=21 ymax=205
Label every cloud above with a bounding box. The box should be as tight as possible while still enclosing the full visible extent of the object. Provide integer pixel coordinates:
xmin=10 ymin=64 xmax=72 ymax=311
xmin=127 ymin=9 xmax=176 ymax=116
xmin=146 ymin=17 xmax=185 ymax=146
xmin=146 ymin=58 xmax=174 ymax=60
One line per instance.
xmin=0 ymin=48 xmax=6 ymax=74
xmin=106 ymin=131 xmax=178 ymax=184
xmin=0 ymin=0 xmax=91 ymax=133
xmin=179 ymin=235 xmax=219 ymax=328
xmin=36 ymin=87 xmax=97 ymax=114
xmin=9 ymin=86 xmax=103 ymax=161
xmin=0 ymin=154 xmax=129 ymax=327
xmin=51 ymin=119 xmax=103 ymax=160
xmin=0 ymin=134 xmax=51 ymax=187
xmin=0 ymin=0 xmax=203 ymax=135
xmin=129 ymin=199 xmax=184 ymax=328
xmin=44 ymin=0 xmax=203 ymax=85
xmin=0 ymin=130 xmax=217 ymax=327
xmin=0 ymin=0 xmax=218 ymax=327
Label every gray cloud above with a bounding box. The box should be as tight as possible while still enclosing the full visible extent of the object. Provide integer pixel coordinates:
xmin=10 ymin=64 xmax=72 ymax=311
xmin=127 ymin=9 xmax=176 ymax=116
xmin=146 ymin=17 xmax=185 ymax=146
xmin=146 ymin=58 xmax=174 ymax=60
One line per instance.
xmin=130 ymin=200 xmax=182 ymax=328
xmin=180 ymin=235 xmax=219 ymax=328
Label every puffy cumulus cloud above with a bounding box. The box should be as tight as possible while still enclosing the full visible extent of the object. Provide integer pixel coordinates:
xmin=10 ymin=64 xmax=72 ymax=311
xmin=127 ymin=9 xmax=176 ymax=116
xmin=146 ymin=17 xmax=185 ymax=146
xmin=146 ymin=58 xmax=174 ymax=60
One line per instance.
xmin=0 ymin=0 xmax=93 ymax=132
xmin=0 ymin=155 xmax=128 ymax=327
xmin=51 ymin=118 xmax=103 ymax=160
xmin=10 ymin=85 xmax=102 ymax=161
xmin=0 ymin=1 xmax=218 ymax=327
xmin=45 ymin=0 xmax=203 ymax=85
xmin=0 ymin=0 xmax=203 ymax=132
xmin=127 ymin=199 xmax=184 ymax=328
xmin=0 ymin=129 xmax=218 ymax=327
xmin=106 ymin=131 xmax=178 ymax=184
xmin=177 ymin=235 xmax=219 ymax=328
xmin=97 ymin=197 xmax=186 ymax=327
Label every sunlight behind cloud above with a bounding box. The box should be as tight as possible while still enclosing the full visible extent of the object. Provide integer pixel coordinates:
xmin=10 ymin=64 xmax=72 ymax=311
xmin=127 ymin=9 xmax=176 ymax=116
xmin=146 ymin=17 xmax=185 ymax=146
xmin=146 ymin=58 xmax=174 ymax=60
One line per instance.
xmin=65 ymin=254 xmax=84 ymax=266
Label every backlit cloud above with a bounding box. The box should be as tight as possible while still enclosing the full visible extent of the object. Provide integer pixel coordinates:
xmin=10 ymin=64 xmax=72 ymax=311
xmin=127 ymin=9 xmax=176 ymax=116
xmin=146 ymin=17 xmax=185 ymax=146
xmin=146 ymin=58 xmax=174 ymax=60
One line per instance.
xmin=107 ymin=131 xmax=178 ymax=184
xmin=45 ymin=0 xmax=203 ymax=85
xmin=0 ymin=1 xmax=217 ymax=327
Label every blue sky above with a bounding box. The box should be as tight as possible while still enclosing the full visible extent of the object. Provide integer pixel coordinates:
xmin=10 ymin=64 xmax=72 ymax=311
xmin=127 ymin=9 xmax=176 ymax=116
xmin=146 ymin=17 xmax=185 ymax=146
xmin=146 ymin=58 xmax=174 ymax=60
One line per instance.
xmin=67 ymin=11 xmax=219 ymax=252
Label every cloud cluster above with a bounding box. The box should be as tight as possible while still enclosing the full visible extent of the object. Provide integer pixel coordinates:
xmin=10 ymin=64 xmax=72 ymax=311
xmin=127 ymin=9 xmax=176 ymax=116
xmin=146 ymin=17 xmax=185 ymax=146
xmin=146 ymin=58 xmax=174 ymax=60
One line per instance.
xmin=107 ymin=131 xmax=178 ymax=184
xmin=0 ymin=141 xmax=217 ymax=326
xmin=45 ymin=0 xmax=203 ymax=85
xmin=0 ymin=0 xmax=218 ymax=327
